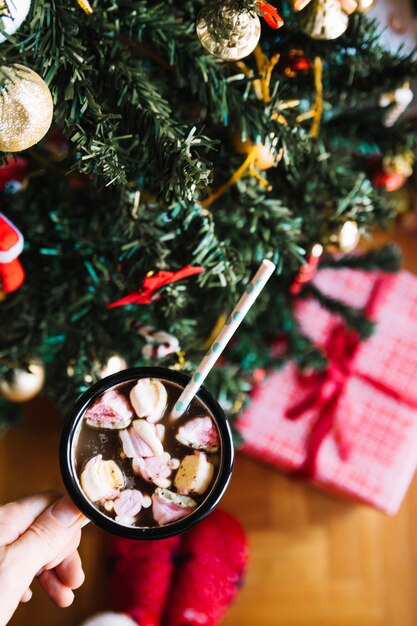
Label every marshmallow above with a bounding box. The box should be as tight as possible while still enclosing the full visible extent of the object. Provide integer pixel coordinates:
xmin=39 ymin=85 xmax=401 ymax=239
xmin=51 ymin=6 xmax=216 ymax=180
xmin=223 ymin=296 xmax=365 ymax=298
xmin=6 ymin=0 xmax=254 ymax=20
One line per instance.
xmin=133 ymin=453 xmax=173 ymax=488
xmin=85 ymin=389 xmax=133 ymax=430
xmin=80 ymin=455 xmax=124 ymax=503
xmin=176 ymin=416 xmax=219 ymax=452
xmin=152 ymin=488 xmax=197 ymax=525
xmin=130 ymin=378 xmax=167 ymax=422
xmin=119 ymin=420 xmax=164 ymax=458
xmin=173 ymin=451 xmax=214 ymax=495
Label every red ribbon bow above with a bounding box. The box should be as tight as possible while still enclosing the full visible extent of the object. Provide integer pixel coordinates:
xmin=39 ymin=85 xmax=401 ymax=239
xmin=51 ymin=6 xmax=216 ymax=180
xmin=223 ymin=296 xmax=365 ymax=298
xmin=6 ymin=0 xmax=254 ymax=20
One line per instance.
xmin=107 ymin=265 xmax=204 ymax=309
xmin=285 ymin=276 xmax=417 ymax=478
xmin=257 ymin=2 xmax=284 ymax=29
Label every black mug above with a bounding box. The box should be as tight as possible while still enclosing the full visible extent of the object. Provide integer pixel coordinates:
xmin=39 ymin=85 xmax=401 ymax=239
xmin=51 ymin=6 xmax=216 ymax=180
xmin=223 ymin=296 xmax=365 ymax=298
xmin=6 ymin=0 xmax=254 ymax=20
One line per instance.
xmin=60 ymin=366 xmax=234 ymax=539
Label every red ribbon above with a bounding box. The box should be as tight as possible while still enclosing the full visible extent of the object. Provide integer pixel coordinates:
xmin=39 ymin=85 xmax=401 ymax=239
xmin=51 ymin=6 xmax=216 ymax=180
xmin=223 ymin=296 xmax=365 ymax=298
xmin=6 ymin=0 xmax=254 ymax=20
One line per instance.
xmin=107 ymin=265 xmax=204 ymax=309
xmin=257 ymin=2 xmax=284 ymax=29
xmin=285 ymin=276 xmax=417 ymax=478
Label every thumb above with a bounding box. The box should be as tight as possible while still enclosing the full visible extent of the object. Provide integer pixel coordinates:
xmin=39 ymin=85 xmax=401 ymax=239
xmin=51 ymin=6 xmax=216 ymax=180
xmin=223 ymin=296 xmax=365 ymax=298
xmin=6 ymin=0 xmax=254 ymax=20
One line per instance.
xmin=9 ymin=496 xmax=86 ymax=588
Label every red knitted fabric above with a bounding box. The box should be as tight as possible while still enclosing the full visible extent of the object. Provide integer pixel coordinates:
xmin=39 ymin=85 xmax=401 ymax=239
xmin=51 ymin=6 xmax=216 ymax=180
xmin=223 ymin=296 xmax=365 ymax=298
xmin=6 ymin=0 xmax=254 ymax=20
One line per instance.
xmin=162 ymin=510 xmax=249 ymax=626
xmin=109 ymin=535 xmax=181 ymax=626
xmin=107 ymin=510 xmax=249 ymax=626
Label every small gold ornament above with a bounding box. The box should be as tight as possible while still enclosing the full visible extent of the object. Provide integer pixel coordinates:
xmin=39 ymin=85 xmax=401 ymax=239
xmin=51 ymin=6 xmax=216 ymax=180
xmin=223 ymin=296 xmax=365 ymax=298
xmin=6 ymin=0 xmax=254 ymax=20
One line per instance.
xmin=383 ymin=150 xmax=414 ymax=178
xmin=0 ymin=360 xmax=45 ymax=402
xmin=97 ymin=354 xmax=127 ymax=379
xmin=196 ymin=3 xmax=261 ymax=61
xmin=0 ymin=64 xmax=54 ymax=152
xmin=328 ymin=220 xmax=360 ymax=253
xmin=300 ymin=0 xmax=349 ymax=40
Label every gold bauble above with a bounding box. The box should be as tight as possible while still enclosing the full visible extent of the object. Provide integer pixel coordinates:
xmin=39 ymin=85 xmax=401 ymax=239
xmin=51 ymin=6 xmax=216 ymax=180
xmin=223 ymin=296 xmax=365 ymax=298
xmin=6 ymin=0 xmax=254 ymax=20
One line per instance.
xmin=196 ymin=4 xmax=261 ymax=61
xmin=383 ymin=151 xmax=414 ymax=178
xmin=97 ymin=354 xmax=128 ymax=379
xmin=0 ymin=360 xmax=45 ymax=402
xmin=300 ymin=0 xmax=349 ymax=40
xmin=0 ymin=64 xmax=54 ymax=152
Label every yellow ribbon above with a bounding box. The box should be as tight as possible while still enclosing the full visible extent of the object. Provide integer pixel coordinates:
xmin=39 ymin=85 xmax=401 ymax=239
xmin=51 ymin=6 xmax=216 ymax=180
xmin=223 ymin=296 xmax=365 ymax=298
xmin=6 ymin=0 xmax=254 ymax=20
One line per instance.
xmin=201 ymin=145 xmax=261 ymax=207
xmin=201 ymin=46 xmax=300 ymax=206
xmin=76 ymin=0 xmax=93 ymax=14
xmin=295 ymin=56 xmax=323 ymax=137
xmin=201 ymin=314 xmax=228 ymax=349
xmin=253 ymin=46 xmax=280 ymax=104
xmin=232 ymin=392 xmax=246 ymax=414
xmin=310 ymin=57 xmax=323 ymax=139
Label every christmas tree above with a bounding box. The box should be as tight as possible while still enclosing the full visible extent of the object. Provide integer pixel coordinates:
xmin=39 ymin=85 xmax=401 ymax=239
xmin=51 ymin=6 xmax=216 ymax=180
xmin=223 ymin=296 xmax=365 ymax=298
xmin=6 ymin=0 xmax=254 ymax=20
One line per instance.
xmin=0 ymin=0 xmax=416 ymax=434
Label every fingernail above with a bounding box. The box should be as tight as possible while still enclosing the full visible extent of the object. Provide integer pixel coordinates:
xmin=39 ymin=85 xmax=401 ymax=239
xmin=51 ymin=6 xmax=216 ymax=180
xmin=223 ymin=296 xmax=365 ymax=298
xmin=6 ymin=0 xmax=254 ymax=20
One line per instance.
xmin=51 ymin=497 xmax=82 ymax=527
xmin=81 ymin=517 xmax=90 ymax=528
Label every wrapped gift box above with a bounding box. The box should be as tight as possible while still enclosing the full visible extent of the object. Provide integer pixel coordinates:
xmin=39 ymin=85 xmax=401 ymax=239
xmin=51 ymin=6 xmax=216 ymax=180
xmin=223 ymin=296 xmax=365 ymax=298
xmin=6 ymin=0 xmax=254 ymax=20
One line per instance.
xmin=237 ymin=268 xmax=417 ymax=514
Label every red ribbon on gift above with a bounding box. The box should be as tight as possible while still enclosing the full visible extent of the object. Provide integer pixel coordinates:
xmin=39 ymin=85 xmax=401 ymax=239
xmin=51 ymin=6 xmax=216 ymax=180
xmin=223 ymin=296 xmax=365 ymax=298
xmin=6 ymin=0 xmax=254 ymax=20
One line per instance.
xmin=285 ymin=276 xmax=417 ymax=478
xmin=107 ymin=265 xmax=204 ymax=308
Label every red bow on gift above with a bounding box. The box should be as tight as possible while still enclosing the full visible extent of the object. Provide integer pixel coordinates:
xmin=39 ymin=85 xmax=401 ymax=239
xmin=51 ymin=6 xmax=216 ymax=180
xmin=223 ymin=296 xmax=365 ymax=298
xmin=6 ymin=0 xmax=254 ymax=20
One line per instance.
xmin=285 ymin=277 xmax=417 ymax=478
xmin=107 ymin=265 xmax=204 ymax=309
xmin=257 ymin=2 xmax=284 ymax=28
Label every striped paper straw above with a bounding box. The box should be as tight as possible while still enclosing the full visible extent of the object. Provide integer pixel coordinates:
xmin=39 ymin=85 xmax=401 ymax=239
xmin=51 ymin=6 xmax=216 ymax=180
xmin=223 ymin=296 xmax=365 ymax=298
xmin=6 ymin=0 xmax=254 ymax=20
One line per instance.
xmin=171 ymin=259 xmax=276 ymax=419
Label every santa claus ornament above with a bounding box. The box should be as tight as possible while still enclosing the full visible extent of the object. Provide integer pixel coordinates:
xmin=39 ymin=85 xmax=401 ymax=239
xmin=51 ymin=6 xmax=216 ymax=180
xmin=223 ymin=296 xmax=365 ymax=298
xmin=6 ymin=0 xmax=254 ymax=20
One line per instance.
xmin=79 ymin=509 xmax=249 ymax=626
xmin=0 ymin=212 xmax=24 ymax=293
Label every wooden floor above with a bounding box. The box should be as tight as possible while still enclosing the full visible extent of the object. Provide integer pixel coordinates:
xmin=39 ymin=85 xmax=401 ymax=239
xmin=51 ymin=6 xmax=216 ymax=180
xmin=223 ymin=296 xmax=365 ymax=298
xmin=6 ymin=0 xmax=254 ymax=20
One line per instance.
xmin=5 ymin=226 xmax=417 ymax=626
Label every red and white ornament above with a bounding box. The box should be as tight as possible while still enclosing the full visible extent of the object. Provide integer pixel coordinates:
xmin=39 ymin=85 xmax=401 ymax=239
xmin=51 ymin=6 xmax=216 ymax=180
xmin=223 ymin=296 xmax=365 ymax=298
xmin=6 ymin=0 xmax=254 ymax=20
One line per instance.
xmin=290 ymin=243 xmax=323 ymax=295
xmin=379 ymin=85 xmax=413 ymax=127
xmin=0 ymin=212 xmax=24 ymax=293
xmin=131 ymin=321 xmax=180 ymax=359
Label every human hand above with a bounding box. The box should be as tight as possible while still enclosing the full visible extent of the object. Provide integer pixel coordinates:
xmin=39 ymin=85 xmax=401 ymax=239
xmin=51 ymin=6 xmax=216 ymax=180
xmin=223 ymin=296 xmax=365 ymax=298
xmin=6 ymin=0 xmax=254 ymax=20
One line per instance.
xmin=0 ymin=491 xmax=87 ymax=626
